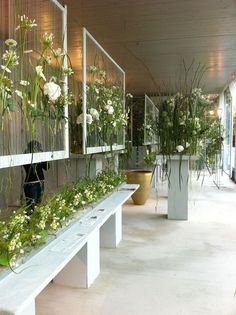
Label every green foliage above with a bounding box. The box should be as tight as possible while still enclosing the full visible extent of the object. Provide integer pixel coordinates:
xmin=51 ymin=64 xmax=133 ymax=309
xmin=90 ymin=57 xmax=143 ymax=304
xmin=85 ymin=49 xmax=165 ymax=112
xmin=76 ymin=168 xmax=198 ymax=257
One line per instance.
xmin=156 ymin=89 xmax=223 ymax=160
xmin=143 ymin=151 xmax=157 ymax=166
xmin=0 ymin=14 xmax=74 ymax=134
xmin=0 ymin=170 xmax=126 ymax=267
xmin=76 ymin=65 xmax=127 ymax=150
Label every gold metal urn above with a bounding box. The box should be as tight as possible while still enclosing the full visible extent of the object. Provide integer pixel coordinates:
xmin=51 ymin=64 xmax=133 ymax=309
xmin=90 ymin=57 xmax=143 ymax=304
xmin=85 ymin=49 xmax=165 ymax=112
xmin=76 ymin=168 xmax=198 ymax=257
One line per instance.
xmin=126 ymin=170 xmax=152 ymax=205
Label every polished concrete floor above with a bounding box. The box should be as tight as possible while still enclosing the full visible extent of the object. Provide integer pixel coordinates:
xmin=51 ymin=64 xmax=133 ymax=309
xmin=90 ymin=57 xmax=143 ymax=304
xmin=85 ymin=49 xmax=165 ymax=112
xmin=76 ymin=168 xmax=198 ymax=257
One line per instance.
xmin=36 ymin=173 xmax=236 ymax=315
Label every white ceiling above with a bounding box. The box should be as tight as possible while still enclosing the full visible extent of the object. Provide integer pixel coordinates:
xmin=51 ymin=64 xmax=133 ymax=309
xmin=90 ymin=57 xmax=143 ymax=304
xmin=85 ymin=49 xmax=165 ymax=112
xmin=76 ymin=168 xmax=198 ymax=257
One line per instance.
xmin=61 ymin=0 xmax=236 ymax=95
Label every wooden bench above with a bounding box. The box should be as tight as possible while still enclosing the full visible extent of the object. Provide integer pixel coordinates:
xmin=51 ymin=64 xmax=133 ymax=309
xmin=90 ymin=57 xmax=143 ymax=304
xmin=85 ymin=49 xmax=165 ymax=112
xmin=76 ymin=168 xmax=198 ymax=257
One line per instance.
xmin=0 ymin=184 xmax=138 ymax=315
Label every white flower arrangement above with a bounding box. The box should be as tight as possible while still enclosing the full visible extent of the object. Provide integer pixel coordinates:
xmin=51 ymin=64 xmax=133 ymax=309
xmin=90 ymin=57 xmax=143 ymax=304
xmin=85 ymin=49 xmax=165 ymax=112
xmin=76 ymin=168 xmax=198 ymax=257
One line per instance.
xmin=43 ymin=82 xmax=61 ymax=102
xmin=176 ymin=145 xmax=184 ymax=153
xmin=105 ymin=104 xmax=114 ymax=115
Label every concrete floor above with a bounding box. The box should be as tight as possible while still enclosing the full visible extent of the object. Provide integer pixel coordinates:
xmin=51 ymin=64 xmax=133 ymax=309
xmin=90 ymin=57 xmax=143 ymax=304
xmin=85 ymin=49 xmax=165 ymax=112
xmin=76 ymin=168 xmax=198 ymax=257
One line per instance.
xmin=36 ymin=174 xmax=236 ymax=315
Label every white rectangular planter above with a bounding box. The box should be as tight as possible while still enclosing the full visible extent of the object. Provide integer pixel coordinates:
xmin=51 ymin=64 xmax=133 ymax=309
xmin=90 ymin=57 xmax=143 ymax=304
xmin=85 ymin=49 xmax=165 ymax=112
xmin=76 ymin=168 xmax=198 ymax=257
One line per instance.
xmin=167 ymin=156 xmax=190 ymax=220
xmin=157 ymin=155 xmax=196 ymax=220
xmin=0 ymin=184 xmax=139 ymax=315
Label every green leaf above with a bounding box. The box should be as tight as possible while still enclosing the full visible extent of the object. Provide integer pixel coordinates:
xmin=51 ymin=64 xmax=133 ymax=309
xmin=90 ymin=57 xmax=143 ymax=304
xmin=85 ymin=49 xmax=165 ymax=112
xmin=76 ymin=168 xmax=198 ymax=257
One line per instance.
xmin=6 ymin=99 xmax=19 ymax=112
xmin=40 ymin=230 xmax=48 ymax=238
xmin=30 ymin=107 xmax=44 ymax=118
xmin=0 ymin=253 xmax=9 ymax=266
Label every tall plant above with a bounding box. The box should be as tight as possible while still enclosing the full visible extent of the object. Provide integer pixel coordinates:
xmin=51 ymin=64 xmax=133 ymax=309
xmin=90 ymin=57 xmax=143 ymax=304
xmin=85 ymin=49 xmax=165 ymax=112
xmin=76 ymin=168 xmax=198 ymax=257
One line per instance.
xmin=0 ymin=14 xmax=74 ymax=147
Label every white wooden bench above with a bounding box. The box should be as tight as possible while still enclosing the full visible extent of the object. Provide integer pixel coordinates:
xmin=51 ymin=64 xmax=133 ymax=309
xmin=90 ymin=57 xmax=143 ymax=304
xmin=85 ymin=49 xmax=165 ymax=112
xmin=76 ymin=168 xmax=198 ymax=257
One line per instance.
xmin=0 ymin=183 xmax=138 ymax=315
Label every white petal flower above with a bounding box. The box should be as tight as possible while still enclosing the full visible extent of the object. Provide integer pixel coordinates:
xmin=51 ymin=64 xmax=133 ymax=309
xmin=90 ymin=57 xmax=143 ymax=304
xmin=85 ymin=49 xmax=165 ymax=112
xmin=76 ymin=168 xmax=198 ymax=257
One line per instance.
xmin=24 ymin=50 xmax=33 ymax=54
xmin=53 ymin=48 xmax=63 ymax=58
xmin=176 ymin=145 xmax=184 ymax=153
xmin=35 ymin=65 xmax=46 ymax=81
xmin=126 ymin=93 xmax=133 ymax=98
xmin=107 ymin=100 xmax=112 ymax=105
xmin=76 ymin=113 xmax=93 ymax=125
xmin=43 ymin=82 xmax=61 ymax=102
xmin=15 ymin=90 xmax=23 ymax=99
xmin=105 ymin=104 xmax=114 ymax=115
xmin=63 ymin=67 xmax=74 ymax=76
xmin=185 ymin=142 xmax=190 ymax=148
xmin=5 ymin=39 xmax=17 ymax=47
xmin=89 ymin=65 xmax=97 ymax=73
xmin=76 ymin=114 xmax=83 ymax=125
xmin=89 ymin=108 xmax=99 ymax=121
xmin=1 ymin=65 xmax=11 ymax=73
xmin=27 ymin=101 xmax=36 ymax=108
xmin=20 ymin=80 xmax=30 ymax=86
xmin=86 ymin=114 xmax=93 ymax=124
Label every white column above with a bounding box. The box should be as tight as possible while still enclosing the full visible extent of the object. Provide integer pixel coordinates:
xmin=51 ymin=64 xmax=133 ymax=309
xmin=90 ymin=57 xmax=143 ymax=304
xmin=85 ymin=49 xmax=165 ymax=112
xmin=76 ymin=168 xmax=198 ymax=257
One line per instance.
xmin=114 ymin=153 xmax=119 ymax=173
xmin=54 ymin=228 xmax=100 ymax=288
xmin=100 ymin=206 xmax=122 ymax=248
xmin=167 ymin=157 xmax=189 ymax=220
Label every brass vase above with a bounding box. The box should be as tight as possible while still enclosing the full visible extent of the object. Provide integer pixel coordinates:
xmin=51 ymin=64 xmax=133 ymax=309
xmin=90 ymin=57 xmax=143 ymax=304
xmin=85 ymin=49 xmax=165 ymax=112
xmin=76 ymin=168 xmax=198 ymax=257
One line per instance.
xmin=127 ymin=170 xmax=152 ymax=205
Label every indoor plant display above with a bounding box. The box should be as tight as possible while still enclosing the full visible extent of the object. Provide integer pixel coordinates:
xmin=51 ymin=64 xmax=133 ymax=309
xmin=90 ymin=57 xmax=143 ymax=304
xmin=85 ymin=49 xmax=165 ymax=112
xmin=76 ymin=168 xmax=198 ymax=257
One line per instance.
xmin=0 ymin=14 xmax=74 ymax=143
xmin=154 ymin=83 xmax=223 ymax=219
xmin=0 ymin=170 xmax=125 ymax=267
xmin=76 ymin=64 xmax=127 ymax=151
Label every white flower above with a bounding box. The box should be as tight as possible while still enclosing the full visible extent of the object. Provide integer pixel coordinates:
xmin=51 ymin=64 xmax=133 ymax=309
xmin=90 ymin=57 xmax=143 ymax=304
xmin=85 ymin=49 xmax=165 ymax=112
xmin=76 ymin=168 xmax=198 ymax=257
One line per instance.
xmin=53 ymin=48 xmax=63 ymax=58
xmin=185 ymin=142 xmax=190 ymax=148
xmin=42 ymin=32 xmax=54 ymax=48
xmin=105 ymin=104 xmax=114 ymax=115
xmin=24 ymin=50 xmax=33 ymax=54
xmin=36 ymin=65 xmax=46 ymax=81
xmin=20 ymin=80 xmax=30 ymax=86
xmin=89 ymin=108 xmax=99 ymax=121
xmin=176 ymin=145 xmax=184 ymax=153
xmin=27 ymin=101 xmax=36 ymax=107
xmin=76 ymin=113 xmax=93 ymax=125
xmin=43 ymin=82 xmax=61 ymax=102
xmin=86 ymin=114 xmax=93 ymax=124
xmin=5 ymin=39 xmax=17 ymax=47
xmin=76 ymin=114 xmax=83 ymax=124
xmin=15 ymin=90 xmax=23 ymax=99
xmin=107 ymin=100 xmax=112 ymax=105
xmin=63 ymin=67 xmax=74 ymax=76
xmin=89 ymin=65 xmax=97 ymax=73
xmin=95 ymin=88 xmax=99 ymax=94
xmin=126 ymin=93 xmax=133 ymax=98
xmin=1 ymin=65 xmax=11 ymax=73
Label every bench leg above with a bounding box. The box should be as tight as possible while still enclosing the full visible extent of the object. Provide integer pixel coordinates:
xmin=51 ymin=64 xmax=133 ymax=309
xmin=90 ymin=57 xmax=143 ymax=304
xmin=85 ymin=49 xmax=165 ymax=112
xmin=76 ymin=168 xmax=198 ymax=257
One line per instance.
xmin=16 ymin=299 xmax=35 ymax=315
xmin=53 ymin=229 xmax=100 ymax=288
xmin=100 ymin=206 xmax=122 ymax=248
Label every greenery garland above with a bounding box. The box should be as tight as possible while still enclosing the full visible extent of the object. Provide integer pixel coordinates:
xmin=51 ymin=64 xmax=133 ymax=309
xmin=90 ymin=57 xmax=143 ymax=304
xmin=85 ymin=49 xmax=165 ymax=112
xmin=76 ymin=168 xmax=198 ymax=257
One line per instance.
xmin=0 ymin=170 xmax=126 ymax=267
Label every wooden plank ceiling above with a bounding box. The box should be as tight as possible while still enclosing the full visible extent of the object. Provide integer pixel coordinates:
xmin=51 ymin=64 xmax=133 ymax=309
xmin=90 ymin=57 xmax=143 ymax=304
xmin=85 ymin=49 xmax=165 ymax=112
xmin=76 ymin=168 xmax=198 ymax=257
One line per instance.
xmin=60 ymin=0 xmax=236 ymax=95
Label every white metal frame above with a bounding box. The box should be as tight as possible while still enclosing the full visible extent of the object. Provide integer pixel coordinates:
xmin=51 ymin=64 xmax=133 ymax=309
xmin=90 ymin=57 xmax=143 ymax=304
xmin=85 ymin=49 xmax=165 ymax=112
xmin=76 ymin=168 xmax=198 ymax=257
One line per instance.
xmin=0 ymin=0 xmax=69 ymax=169
xmin=143 ymin=94 xmax=159 ymax=145
xmin=82 ymin=28 xmax=125 ymax=155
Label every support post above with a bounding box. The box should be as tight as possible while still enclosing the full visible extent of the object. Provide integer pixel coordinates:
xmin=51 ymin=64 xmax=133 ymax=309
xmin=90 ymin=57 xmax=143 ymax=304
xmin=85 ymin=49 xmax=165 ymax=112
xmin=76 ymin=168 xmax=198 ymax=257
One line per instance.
xmin=54 ymin=229 xmax=100 ymax=288
xmin=100 ymin=206 xmax=122 ymax=248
